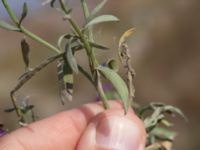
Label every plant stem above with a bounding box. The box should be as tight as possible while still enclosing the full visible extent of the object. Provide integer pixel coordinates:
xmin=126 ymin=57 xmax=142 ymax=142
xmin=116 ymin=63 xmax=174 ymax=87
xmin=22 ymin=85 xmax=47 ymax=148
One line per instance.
xmin=96 ymin=71 xmax=110 ymax=109
xmin=80 ymin=0 xmax=109 ymax=109
xmin=66 ymin=17 xmax=98 ymax=69
xmin=10 ymin=92 xmax=22 ymax=118
xmin=80 ymin=0 xmax=94 ymax=41
xmin=2 ymin=0 xmax=19 ymax=25
xmin=2 ymin=0 xmax=62 ymax=121
xmin=20 ymin=27 xmax=61 ymax=54
xmin=81 ymin=0 xmax=90 ymax=19
xmin=2 ymin=0 xmax=61 ymax=54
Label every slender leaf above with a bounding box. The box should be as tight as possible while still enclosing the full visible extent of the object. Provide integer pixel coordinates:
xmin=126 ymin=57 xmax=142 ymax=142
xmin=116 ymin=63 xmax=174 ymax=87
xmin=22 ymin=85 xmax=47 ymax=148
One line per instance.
xmin=57 ymin=34 xmax=79 ymax=50
xmin=150 ymin=103 xmax=188 ymax=121
xmin=0 ymin=20 xmax=19 ymax=31
xmin=19 ymin=2 xmax=28 ymax=25
xmin=89 ymin=42 xmax=109 ymax=50
xmin=57 ymin=34 xmax=69 ymax=50
xmin=21 ymin=39 xmax=30 ymax=69
xmin=89 ymin=0 xmax=107 ymax=21
xmin=85 ymin=15 xmax=119 ymax=29
xmin=97 ymin=66 xmax=129 ymax=113
xmin=57 ymin=60 xmax=74 ymax=103
xmin=144 ymin=111 xmax=164 ymax=133
xmin=65 ymin=39 xmax=79 ymax=74
xmin=142 ymin=103 xmax=187 ymax=133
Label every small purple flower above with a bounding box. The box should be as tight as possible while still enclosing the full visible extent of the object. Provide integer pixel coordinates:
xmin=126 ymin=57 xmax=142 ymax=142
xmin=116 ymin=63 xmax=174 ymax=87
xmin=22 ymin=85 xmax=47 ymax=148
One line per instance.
xmin=0 ymin=124 xmax=6 ymax=137
xmin=102 ymin=83 xmax=113 ymax=91
xmin=95 ymin=83 xmax=115 ymax=101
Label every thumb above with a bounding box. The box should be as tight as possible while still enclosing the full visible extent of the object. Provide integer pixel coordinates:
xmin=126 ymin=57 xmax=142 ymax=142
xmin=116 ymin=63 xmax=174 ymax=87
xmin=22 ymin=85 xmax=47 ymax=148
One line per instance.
xmin=77 ymin=108 xmax=146 ymax=150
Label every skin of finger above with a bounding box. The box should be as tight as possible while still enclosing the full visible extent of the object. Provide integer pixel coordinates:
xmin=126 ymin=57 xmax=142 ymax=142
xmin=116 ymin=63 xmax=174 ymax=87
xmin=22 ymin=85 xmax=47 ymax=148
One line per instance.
xmin=0 ymin=100 xmax=122 ymax=150
xmin=76 ymin=108 xmax=146 ymax=150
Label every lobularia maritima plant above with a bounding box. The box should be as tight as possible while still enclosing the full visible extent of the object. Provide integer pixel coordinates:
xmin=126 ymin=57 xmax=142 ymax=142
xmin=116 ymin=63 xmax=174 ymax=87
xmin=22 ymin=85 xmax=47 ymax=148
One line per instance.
xmin=0 ymin=0 xmax=187 ymax=149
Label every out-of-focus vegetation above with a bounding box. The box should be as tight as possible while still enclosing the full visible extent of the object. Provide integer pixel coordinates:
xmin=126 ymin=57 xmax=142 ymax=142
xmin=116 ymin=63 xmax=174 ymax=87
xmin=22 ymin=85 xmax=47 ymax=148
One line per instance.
xmin=0 ymin=0 xmax=199 ymax=149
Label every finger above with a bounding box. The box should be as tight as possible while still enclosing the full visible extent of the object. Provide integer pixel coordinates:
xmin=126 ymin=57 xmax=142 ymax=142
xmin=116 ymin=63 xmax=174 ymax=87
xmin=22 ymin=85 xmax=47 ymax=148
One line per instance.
xmin=77 ymin=108 xmax=146 ymax=150
xmin=0 ymin=100 xmax=122 ymax=150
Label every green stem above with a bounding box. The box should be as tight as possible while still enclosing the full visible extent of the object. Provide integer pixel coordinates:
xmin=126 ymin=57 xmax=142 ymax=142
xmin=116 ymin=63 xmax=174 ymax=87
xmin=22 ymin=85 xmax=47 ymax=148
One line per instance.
xmin=2 ymin=0 xmax=61 ymax=54
xmin=2 ymin=0 xmax=19 ymax=25
xmin=80 ymin=0 xmax=109 ymax=109
xmin=2 ymin=0 xmax=62 ymax=121
xmin=20 ymin=27 xmax=61 ymax=54
xmin=96 ymin=71 xmax=110 ymax=109
xmin=80 ymin=0 xmax=94 ymax=41
xmin=67 ymin=17 xmax=98 ymax=68
xmin=81 ymin=0 xmax=90 ymax=19
xmin=59 ymin=0 xmax=71 ymax=14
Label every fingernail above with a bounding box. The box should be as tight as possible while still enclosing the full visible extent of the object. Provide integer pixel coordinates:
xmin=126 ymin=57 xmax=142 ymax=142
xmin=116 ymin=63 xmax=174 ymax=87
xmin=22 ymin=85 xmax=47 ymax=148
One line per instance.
xmin=96 ymin=116 xmax=142 ymax=150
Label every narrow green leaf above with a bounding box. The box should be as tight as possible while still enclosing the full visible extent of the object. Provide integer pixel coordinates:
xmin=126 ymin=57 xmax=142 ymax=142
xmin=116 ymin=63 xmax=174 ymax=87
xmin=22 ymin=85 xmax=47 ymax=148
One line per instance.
xmin=19 ymin=2 xmax=28 ymax=25
xmin=85 ymin=15 xmax=119 ymax=29
xmin=0 ymin=20 xmax=19 ymax=31
xmin=89 ymin=0 xmax=107 ymax=21
xmin=57 ymin=60 xmax=74 ymax=103
xmin=80 ymin=0 xmax=90 ymax=20
xmin=65 ymin=40 xmax=79 ymax=74
xmin=89 ymin=42 xmax=109 ymax=50
xmin=151 ymin=103 xmax=188 ymax=121
xmin=21 ymin=39 xmax=30 ymax=69
xmin=144 ymin=111 xmax=164 ymax=133
xmin=57 ymin=34 xmax=69 ymax=50
xmin=107 ymin=58 xmax=119 ymax=72
xmin=57 ymin=34 xmax=79 ymax=50
xmin=97 ymin=66 xmax=129 ymax=113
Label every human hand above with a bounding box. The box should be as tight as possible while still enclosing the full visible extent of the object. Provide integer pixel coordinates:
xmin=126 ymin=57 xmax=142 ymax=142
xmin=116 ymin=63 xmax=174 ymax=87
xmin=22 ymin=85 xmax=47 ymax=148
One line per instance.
xmin=0 ymin=101 xmax=146 ymax=150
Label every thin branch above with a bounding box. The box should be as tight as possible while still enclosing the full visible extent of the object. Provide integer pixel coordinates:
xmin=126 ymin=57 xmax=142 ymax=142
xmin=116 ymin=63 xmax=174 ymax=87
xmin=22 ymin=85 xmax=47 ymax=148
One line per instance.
xmin=10 ymin=52 xmax=64 ymax=119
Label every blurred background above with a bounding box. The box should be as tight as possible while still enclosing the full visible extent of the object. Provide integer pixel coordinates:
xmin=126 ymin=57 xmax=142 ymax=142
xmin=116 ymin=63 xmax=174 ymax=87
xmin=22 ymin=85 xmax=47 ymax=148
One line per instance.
xmin=0 ymin=0 xmax=199 ymax=149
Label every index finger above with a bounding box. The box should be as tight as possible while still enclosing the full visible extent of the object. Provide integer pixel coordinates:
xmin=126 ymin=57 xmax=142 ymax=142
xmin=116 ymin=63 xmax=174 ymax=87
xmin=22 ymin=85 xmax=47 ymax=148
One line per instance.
xmin=0 ymin=101 xmax=122 ymax=150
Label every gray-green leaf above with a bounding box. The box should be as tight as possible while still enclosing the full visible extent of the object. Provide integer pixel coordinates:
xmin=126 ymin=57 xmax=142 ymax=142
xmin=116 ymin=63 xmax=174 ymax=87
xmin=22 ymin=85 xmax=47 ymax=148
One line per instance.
xmin=88 ymin=0 xmax=107 ymax=21
xmin=0 ymin=20 xmax=19 ymax=31
xmin=57 ymin=60 xmax=74 ymax=103
xmin=85 ymin=15 xmax=119 ymax=29
xmin=97 ymin=66 xmax=129 ymax=113
xmin=65 ymin=40 xmax=79 ymax=74
xmin=57 ymin=34 xmax=69 ymax=50
xmin=89 ymin=42 xmax=109 ymax=50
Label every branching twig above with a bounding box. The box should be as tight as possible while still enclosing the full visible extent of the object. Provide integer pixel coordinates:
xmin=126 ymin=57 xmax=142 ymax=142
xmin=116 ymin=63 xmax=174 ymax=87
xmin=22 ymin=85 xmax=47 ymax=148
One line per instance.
xmin=10 ymin=52 xmax=64 ymax=119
